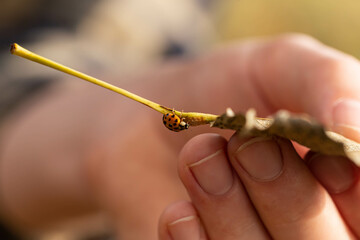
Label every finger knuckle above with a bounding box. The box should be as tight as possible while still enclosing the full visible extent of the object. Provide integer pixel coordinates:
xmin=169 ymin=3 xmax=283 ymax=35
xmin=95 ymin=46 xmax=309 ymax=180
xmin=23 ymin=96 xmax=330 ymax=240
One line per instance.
xmin=272 ymin=33 xmax=320 ymax=49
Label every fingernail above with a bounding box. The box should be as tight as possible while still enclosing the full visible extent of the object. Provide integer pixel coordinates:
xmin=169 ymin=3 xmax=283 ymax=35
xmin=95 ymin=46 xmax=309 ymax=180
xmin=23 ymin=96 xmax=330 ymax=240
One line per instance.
xmin=308 ymin=154 xmax=357 ymax=193
xmin=168 ymin=216 xmax=200 ymax=240
xmin=332 ymin=98 xmax=360 ymax=142
xmin=235 ymin=137 xmax=283 ymax=181
xmin=189 ymin=148 xmax=233 ymax=195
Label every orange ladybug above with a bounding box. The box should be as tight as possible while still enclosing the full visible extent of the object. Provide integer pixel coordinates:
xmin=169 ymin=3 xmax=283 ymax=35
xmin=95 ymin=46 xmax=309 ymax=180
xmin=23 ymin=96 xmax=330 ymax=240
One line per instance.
xmin=162 ymin=112 xmax=189 ymax=132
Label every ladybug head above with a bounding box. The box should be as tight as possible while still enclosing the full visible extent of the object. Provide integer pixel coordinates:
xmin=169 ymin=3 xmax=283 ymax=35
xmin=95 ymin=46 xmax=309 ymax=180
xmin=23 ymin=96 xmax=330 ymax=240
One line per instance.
xmin=179 ymin=121 xmax=189 ymax=130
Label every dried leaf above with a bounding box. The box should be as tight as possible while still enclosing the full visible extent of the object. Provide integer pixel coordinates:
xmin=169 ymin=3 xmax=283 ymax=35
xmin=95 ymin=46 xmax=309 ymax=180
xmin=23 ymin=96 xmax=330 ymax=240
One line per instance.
xmin=211 ymin=109 xmax=360 ymax=166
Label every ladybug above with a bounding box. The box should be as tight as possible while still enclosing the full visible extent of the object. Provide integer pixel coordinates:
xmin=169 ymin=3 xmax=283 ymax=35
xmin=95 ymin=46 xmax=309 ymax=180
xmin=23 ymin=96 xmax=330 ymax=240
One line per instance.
xmin=162 ymin=112 xmax=189 ymax=132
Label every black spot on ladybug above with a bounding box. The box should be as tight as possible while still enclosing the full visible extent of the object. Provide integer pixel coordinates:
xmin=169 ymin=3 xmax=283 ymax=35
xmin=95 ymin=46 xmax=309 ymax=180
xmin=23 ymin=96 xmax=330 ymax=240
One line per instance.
xmin=163 ymin=120 xmax=167 ymax=124
xmin=174 ymin=119 xmax=178 ymax=123
xmin=171 ymin=114 xmax=175 ymax=118
xmin=166 ymin=113 xmax=169 ymax=117
xmin=169 ymin=124 xmax=173 ymax=127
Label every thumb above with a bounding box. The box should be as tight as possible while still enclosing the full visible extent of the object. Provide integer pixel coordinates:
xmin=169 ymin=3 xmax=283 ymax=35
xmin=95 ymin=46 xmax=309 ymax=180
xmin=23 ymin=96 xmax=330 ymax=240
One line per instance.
xmin=249 ymin=34 xmax=360 ymax=142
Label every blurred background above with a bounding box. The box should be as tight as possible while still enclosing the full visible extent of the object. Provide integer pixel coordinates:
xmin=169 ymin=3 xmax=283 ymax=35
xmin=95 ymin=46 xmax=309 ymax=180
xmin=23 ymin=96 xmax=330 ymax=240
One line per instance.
xmin=1 ymin=0 xmax=360 ymax=239
xmin=2 ymin=0 xmax=360 ymax=83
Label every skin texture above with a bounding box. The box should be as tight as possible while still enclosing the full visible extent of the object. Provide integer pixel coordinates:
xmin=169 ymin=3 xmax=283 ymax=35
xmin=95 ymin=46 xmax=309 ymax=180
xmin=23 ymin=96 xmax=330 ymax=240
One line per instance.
xmin=0 ymin=34 xmax=360 ymax=239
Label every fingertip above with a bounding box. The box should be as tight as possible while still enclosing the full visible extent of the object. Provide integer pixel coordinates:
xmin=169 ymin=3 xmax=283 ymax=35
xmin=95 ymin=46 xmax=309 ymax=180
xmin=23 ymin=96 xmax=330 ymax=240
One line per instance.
xmin=159 ymin=201 xmax=203 ymax=240
xmin=305 ymin=153 xmax=360 ymax=237
xmin=178 ymin=133 xmax=234 ymax=196
xmin=160 ymin=201 xmax=198 ymax=223
xmin=306 ymin=154 xmax=358 ymax=194
xmin=331 ymin=98 xmax=360 ymax=142
xmin=179 ymin=133 xmax=228 ymax=167
xmin=227 ymin=134 xmax=285 ymax=182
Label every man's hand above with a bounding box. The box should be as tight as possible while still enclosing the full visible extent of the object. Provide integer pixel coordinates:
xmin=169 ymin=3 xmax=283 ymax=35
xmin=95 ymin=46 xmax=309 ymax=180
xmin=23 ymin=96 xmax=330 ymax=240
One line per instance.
xmin=158 ymin=34 xmax=360 ymax=239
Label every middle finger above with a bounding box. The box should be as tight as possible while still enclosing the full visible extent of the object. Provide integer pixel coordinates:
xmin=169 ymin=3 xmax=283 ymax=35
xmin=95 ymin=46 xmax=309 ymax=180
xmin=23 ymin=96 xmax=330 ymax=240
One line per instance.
xmin=227 ymin=134 xmax=354 ymax=239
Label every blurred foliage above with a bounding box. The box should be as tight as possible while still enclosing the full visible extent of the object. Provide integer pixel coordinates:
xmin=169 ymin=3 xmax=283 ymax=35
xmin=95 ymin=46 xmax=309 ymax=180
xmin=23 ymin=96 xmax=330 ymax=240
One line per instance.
xmin=213 ymin=0 xmax=360 ymax=58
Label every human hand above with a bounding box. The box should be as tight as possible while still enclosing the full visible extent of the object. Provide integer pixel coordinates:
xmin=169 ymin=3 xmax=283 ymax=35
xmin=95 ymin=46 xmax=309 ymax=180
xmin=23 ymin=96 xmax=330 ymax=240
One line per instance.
xmin=159 ymin=133 xmax=359 ymax=239
xmin=158 ymin=35 xmax=360 ymax=239
xmin=2 ymin=34 xmax=360 ymax=239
